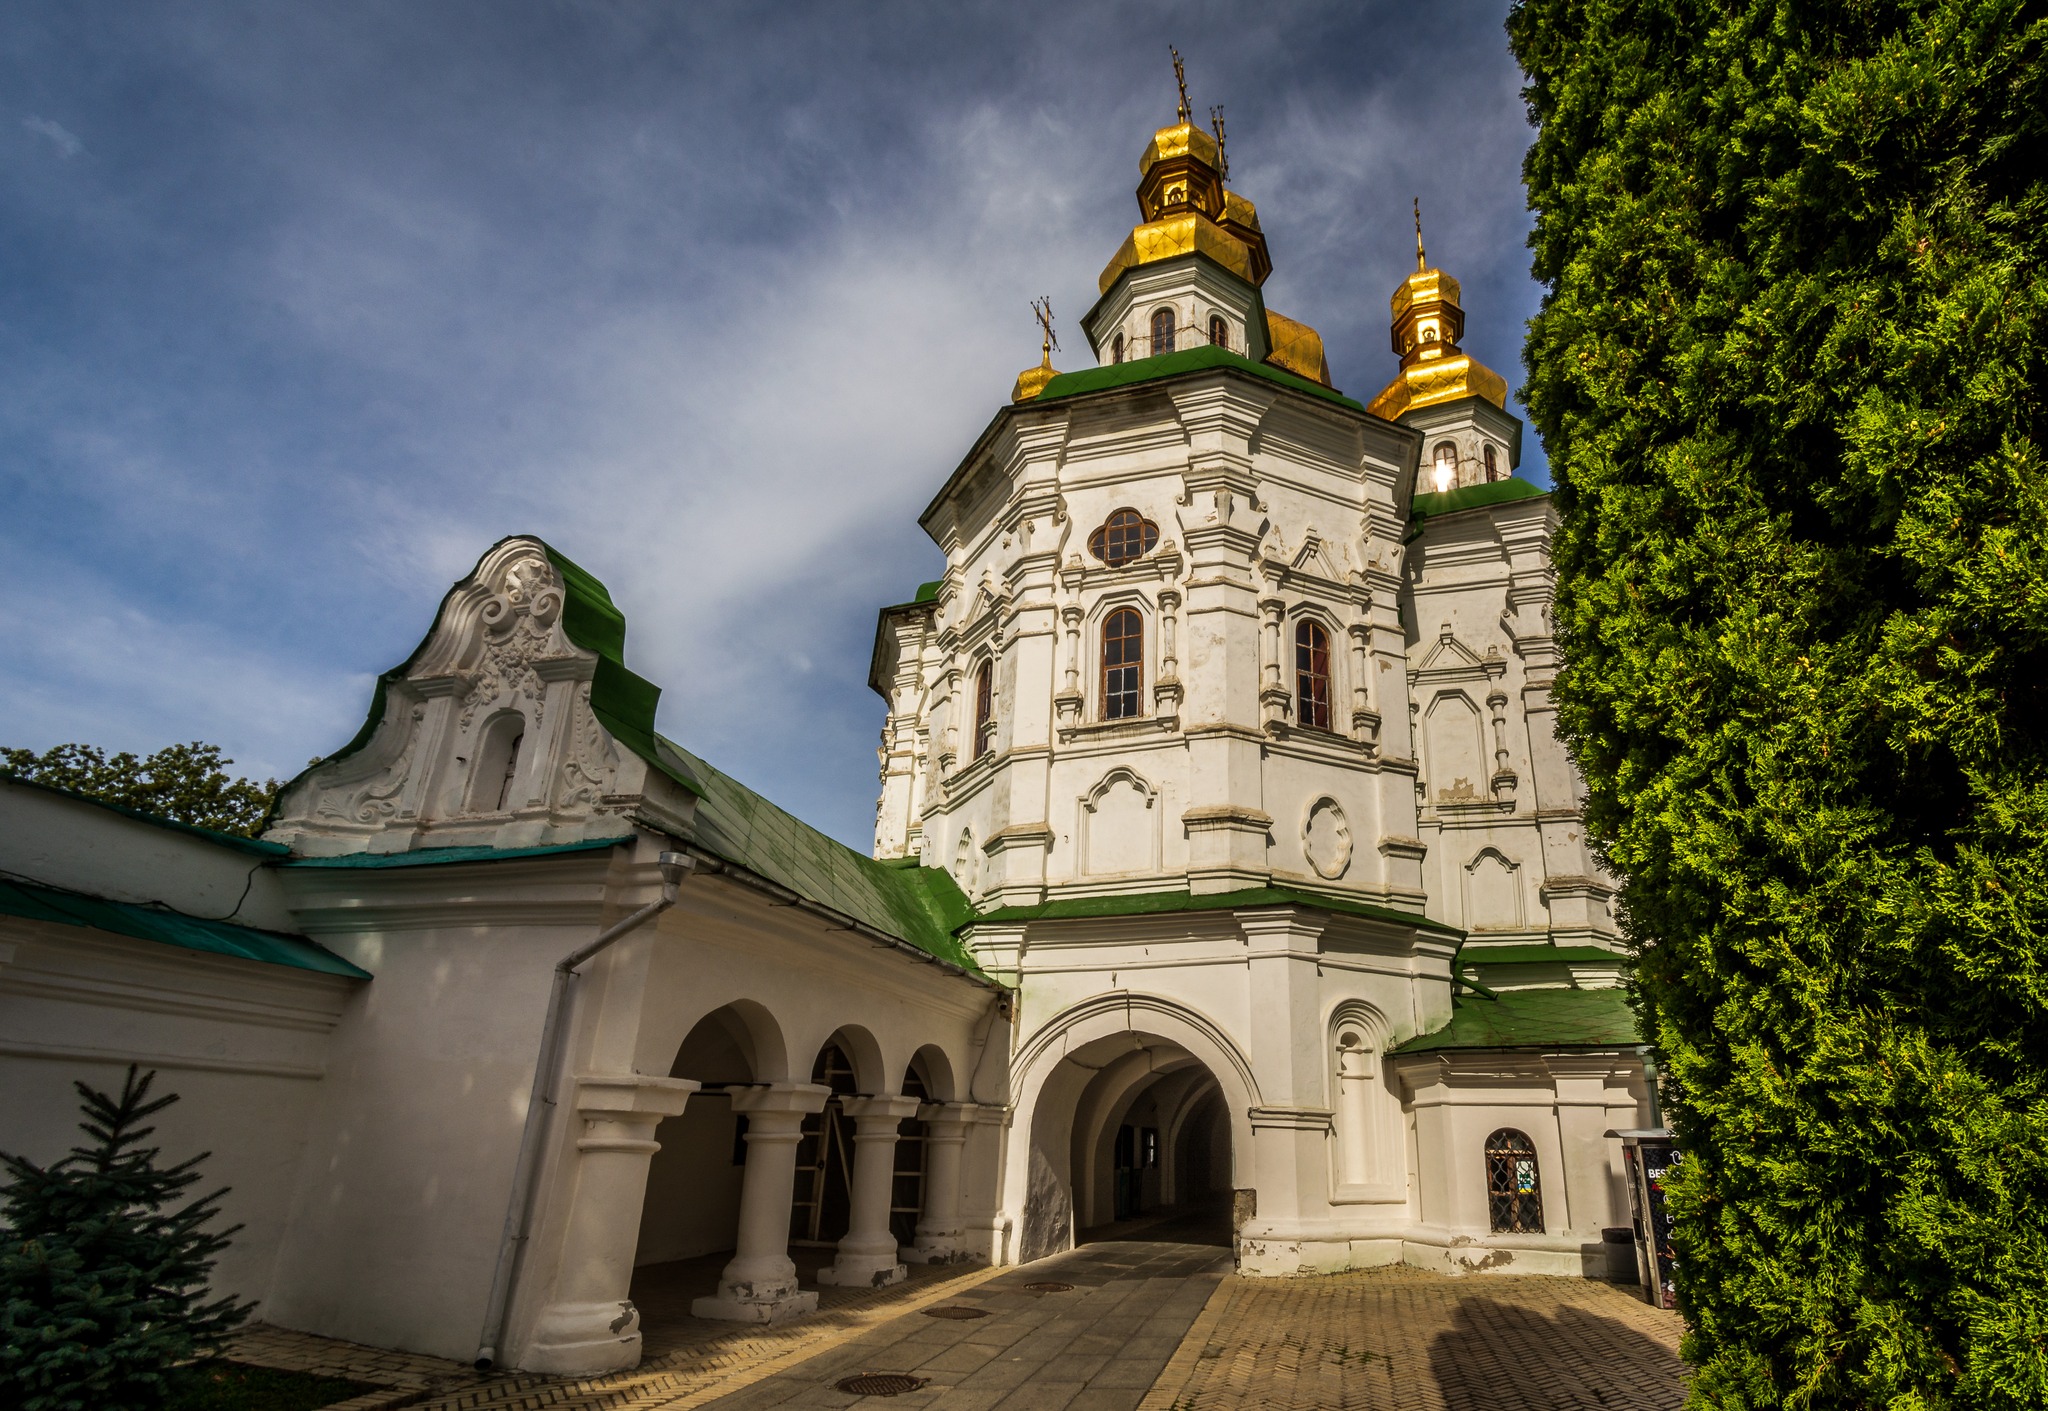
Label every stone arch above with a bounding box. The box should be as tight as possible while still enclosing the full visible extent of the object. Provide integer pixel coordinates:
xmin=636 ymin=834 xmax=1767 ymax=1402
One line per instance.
xmin=657 ymin=997 xmax=789 ymax=1085
xmin=811 ymin=1023 xmax=888 ymax=1095
xmin=466 ymin=709 xmax=529 ymax=814
xmin=1005 ymin=993 xmax=1260 ymax=1261
xmin=908 ymin=1043 xmax=958 ymax=1103
xmin=1079 ymin=765 xmax=1160 ymax=877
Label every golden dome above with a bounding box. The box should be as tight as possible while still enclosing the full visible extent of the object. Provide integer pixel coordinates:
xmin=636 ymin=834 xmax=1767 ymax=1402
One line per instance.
xmin=1012 ymin=347 xmax=1058 ymax=403
xmin=1098 ymin=121 xmax=1271 ymax=295
xmin=1367 ymin=208 xmax=1507 ymax=419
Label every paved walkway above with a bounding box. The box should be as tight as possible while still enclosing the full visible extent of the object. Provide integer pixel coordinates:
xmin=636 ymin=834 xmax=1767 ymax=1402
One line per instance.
xmin=226 ymin=1217 xmax=1685 ymax=1410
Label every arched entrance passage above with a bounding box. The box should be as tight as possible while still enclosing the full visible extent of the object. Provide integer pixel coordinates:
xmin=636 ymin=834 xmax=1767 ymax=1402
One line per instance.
xmin=1005 ymin=995 xmax=1258 ymax=1264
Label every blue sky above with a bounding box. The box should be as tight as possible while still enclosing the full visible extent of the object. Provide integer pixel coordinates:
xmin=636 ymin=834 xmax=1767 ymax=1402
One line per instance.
xmin=1 ymin=1 xmax=1543 ymax=850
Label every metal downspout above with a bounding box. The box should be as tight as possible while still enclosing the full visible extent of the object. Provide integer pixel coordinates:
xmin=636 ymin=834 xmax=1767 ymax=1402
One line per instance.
xmin=473 ymin=849 xmax=693 ymax=1370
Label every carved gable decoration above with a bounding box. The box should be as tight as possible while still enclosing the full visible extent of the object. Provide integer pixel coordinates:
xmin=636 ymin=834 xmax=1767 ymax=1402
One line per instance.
xmin=268 ymin=537 xmax=676 ymax=856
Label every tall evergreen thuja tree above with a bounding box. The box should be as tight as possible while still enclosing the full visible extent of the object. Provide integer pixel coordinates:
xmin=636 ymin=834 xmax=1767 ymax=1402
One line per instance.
xmin=1507 ymin=1 xmax=2048 ymax=1406
xmin=0 ymin=1068 xmax=253 ymax=1411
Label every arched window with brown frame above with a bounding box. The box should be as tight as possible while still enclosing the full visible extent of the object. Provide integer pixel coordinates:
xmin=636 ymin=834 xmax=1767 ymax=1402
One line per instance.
xmin=1101 ymin=608 xmax=1144 ymax=720
xmin=1295 ymin=620 xmax=1332 ymax=730
xmin=972 ymin=659 xmax=994 ymax=760
xmin=1485 ymin=1128 xmax=1544 ymax=1234
xmin=1208 ymin=314 xmax=1228 ymax=348
xmin=1483 ymin=443 xmax=1499 ymax=482
xmin=1150 ymin=307 xmax=1176 ymax=357
xmin=1112 ymin=331 xmax=1126 ymax=364
xmin=1431 ymin=440 xmax=1459 ymax=494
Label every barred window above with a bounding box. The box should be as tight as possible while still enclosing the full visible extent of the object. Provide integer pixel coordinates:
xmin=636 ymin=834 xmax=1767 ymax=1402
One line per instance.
xmin=1485 ymin=1129 xmax=1544 ymax=1234
xmin=1088 ymin=509 xmax=1159 ymax=568
xmin=1484 ymin=443 xmax=1499 ymax=481
xmin=1295 ymin=620 xmax=1332 ymax=730
xmin=1102 ymin=608 xmax=1144 ymax=720
xmin=1150 ymin=307 xmax=1176 ymax=356
xmin=972 ymin=660 xmax=993 ymax=760
xmin=1208 ymin=314 xmax=1228 ymax=348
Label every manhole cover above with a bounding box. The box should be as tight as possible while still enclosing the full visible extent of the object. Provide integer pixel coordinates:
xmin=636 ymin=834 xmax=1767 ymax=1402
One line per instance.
xmin=921 ymin=1304 xmax=990 ymax=1320
xmin=1023 ymin=1281 xmax=1074 ymax=1293
xmin=836 ymin=1372 xmax=928 ymax=1396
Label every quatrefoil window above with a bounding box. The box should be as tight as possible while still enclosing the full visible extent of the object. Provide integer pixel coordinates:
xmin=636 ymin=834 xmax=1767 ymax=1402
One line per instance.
xmin=1088 ymin=509 xmax=1159 ymax=568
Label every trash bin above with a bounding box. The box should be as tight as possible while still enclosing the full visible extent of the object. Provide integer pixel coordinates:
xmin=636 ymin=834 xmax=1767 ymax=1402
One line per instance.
xmin=1607 ymin=1128 xmax=1681 ymax=1308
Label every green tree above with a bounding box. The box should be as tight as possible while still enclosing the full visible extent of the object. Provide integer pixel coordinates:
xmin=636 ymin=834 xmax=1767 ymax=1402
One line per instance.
xmin=1508 ymin=1 xmax=2048 ymax=1406
xmin=0 ymin=742 xmax=278 ymax=838
xmin=0 ymin=1068 xmax=253 ymax=1411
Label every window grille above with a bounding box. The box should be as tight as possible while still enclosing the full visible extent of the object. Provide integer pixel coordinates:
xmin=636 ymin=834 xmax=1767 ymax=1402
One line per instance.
xmin=1102 ymin=608 xmax=1144 ymax=720
xmin=1208 ymin=314 xmax=1228 ymax=348
xmin=972 ymin=661 xmax=993 ymax=760
xmin=1484 ymin=443 xmax=1499 ymax=481
xmin=1088 ymin=509 xmax=1159 ymax=567
xmin=1485 ymin=1129 xmax=1544 ymax=1234
xmin=1150 ymin=307 xmax=1177 ymax=356
xmin=1295 ymin=621 xmax=1332 ymax=729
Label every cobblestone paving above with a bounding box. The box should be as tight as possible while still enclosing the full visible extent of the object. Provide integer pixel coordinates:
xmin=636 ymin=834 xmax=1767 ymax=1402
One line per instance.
xmin=1141 ymin=1264 xmax=1686 ymax=1411
xmin=226 ymin=1222 xmax=1686 ymax=1411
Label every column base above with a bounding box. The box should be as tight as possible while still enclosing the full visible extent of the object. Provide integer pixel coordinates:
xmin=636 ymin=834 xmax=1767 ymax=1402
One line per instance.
xmin=816 ymin=1256 xmax=907 ymax=1288
xmin=521 ymin=1300 xmax=643 ymax=1376
xmin=690 ymin=1287 xmax=819 ymax=1324
xmin=902 ymin=1242 xmax=981 ymax=1266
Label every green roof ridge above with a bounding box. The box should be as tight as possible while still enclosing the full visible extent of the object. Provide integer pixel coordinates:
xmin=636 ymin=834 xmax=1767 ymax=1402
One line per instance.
xmin=0 ymin=877 xmax=370 ymax=979
xmin=1393 ymin=987 xmax=1640 ymax=1053
xmin=1410 ymin=477 xmax=1548 ymax=520
xmin=968 ymin=884 xmax=1462 ymax=937
xmin=1035 ymin=345 xmax=1366 ymax=412
xmin=654 ymin=738 xmax=985 ymax=977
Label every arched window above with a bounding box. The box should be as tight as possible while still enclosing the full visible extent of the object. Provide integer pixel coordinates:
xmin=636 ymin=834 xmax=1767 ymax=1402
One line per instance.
xmin=1295 ymin=620 xmax=1332 ymax=730
xmin=1150 ymin=307 xmax=1176 ymax=357
xmin=1208 ymin=314 xmax=1228 ymax=348
xmin=972 ymin=660 xmax=994 ymax=760
xmin=1483 ymin=443 xmax=1499 ymax=481
xmin=1088 ymin=509 xmax=1160 ymax=567
xmin=1101 ymin=608 xmax=1144 ymax=720
xmin=1431 ymin=441 xmax=1459 ymax=494
xmin=1112 ymin=331 xmax=1126 ymax=364
xmin=1485 ymin=1129 xmax=1544 ymax=1234
xmin=469 ymin=715 xmax=525 ymax=813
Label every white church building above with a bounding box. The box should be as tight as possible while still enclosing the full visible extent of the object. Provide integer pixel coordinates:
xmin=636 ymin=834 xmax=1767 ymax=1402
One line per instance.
xmin=0 ymin=111 xmax=1647 ymax=1377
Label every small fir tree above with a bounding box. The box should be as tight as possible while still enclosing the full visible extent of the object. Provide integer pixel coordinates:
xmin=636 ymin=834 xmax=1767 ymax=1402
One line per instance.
xmin=0 ymin=1068 xmax=253 ymax=1411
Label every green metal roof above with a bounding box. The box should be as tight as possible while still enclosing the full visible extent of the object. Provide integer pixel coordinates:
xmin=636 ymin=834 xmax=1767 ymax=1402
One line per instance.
xmin=914 ymin=580 xmax=943 ymax=604
xmin=1034 ymin=345 xmax=1366 ymax=413
xmin=2 ymin=776 xmax=289 ymax=858
xmin=0 ymin=878 xmax=370 ymax=979
xmin=283 ymin=839 xmax=622 ymax=869
xmin=1393 ymin=987 xmax=1639 ymax=1053
xmin=265 ymin=536 xmax=700 ymax=832
xmin=654 ymin=739 xmax=983 ymax=976
xmin=970 ymin=884 xmax=1463 ymax=938
xmin=1410 ymin=477 xmax=1548 ymax=520
xmin=1460 ymin=944 xmax=1626 ymax=966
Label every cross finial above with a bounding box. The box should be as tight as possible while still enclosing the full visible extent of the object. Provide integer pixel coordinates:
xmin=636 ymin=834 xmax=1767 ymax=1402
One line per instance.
xmin=1031 ymin=296 xmax=1059 ymax=362
xmin=1171 ymin=46 xmax=1190 ymax=122
xmin=1209 ymin=104 xmax=1229 ymax=181
xmin=1414 ymin=197 xmax=1427 ymax=272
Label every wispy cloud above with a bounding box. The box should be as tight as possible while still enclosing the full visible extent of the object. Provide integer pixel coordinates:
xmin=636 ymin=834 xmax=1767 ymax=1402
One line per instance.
xmin=0 ymin=1 xmax=1542 ymax=846
xmin=22 ymin=113 xmax=82 ymax=157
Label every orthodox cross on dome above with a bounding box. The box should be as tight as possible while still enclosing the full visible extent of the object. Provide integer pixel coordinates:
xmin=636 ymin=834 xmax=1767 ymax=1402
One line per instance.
xmin=1210 ymin=105 xmax=1229 ymax=181
xmin=1171 ymin=46 xmax=1190 ymax=122
xmin=1031 ymin=296 xmax=1059 ymax=359
xmin=1414 ymin=197 xmax=1427 ymax=272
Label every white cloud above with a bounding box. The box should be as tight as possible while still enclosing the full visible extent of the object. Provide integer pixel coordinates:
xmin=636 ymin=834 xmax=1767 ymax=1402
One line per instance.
xmin=22 ymin=114 xmax=82 ymax=158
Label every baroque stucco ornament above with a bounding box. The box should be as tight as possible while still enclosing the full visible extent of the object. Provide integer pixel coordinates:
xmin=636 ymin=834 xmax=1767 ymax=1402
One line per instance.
xmin=1302 ymin=796 xmax=1352 ymax=881
xmin=267 ymin=539 xmax=645 ymax=856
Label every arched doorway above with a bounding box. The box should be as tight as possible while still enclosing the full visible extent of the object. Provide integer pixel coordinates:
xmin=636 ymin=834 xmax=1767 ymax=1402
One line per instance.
xmin=1015 ymin=1021 xmax=1245 ymax=1262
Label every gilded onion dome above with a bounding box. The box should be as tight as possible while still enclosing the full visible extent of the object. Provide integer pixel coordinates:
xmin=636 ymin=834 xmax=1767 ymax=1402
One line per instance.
xmin=1097 ymin=121 xmax=1273 ymax=295
xmin=1366 ymin=211 xmax=1508 ymax=420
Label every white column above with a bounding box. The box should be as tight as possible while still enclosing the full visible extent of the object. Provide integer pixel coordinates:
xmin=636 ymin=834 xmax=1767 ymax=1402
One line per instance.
xmin=903 ymin=1102 xmax=972 ymax=1264
xmin=523 ymin=1075 xmax=698 ymax=1375
xmin=817 ymin=1095 xmax=922 ymax=1287
xmin=1258 ymin=597 xmax=1290 ymax=725
xmin=691 ymin=1082 xmax=830 ymax=1324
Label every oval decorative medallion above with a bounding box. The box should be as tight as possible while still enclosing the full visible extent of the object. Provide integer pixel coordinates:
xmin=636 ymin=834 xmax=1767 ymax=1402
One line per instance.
xmin=1303 ymin=796 xmax=1353 ymax=881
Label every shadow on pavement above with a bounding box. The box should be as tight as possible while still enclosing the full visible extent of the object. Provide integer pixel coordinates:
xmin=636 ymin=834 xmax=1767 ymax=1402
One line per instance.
xmin=1427 ymin=1295 xmax=1686 ymax=1410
